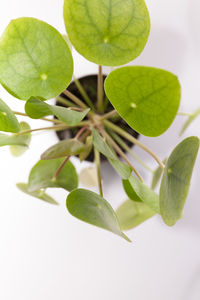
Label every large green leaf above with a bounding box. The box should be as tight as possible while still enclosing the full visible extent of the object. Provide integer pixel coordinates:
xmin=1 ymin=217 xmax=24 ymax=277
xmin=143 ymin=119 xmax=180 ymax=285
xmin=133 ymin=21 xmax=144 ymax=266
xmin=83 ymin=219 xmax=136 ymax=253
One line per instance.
xmin=160 ymin=137 xmax=200 ymax=226
xmin=116 ymin=199 xmax=155 ymax=231
xmin=28 ymin=158 xmax=78 ymax=192
xmin=41 ymin=139 xmax=85 ymax=160
xmin=92 ymin=129 xmax=131 ymax=179
xmin=67 ymin=188 xmax=130 ymax=241
xmin=25 ymin=97 xmax=90 ymax=126
xmin=17 ymin=183 xmax=58 ymax=205
xmin=124 ymin=176 xmax=160 ymax=213
xmin=63 ymin=0 xmax=150 ymax=66
xmin=0 ymin=18 xmax=73 ymax=100
xmin=0 ymin=133 xmax=29 ymax=147
xmin=105 ymin=66 xmax=181 ymax=137
xmin=10 ymin=122 xmax=31 ymax=156
xmin=0 ymin=98 xmax=20 ymax=133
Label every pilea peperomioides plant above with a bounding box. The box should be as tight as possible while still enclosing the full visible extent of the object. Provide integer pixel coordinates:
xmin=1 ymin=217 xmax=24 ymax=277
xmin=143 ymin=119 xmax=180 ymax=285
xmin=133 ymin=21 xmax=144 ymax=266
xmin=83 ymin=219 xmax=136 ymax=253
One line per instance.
xmin=0 ymin=0 xmax=199 ymax=241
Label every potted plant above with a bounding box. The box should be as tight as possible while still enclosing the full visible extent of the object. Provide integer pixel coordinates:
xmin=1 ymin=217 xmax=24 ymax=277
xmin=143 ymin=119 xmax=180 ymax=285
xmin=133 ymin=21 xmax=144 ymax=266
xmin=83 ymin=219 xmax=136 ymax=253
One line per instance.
xmin=0 ymin=0 xmax=199 ymax=242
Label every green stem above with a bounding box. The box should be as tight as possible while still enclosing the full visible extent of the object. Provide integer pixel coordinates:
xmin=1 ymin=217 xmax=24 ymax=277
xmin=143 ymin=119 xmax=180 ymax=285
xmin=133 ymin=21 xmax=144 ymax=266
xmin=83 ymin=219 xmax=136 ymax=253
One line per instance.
xmin=108 ymin=129 xmax=154 ymax=173
xmin=52 ymin=156 xmax=70 ymax=180
xmin=94 ymin=148 xmax=103 ymax=197
xmin=73 ymin=76 xmax=95 ymax=110
xmin=63 ymin=89 xmax=88 ymax=109
xmin=13 ymin=111 xmax=63 ymax=124
xmin=178 ymin=112 xmax=193 ymax=117
xmin=97 ymin=65 xmax=104 ymax=113
xmin=56 ymin=96 xmax=75 ymax=107
xmin=99 ymin=110 xmax=118 ymax=121
xmin=99 ymin=127 xmax=144 ymax=182
xmin=104 ymin=120 xmax=165 ymax=170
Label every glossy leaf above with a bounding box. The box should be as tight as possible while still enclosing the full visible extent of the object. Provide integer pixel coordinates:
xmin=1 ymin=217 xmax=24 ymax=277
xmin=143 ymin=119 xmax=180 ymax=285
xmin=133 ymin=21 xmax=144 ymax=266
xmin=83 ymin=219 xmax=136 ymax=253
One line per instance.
xmin=10 ymin=122 xmax=31 ymax=156
xmin=160 ymin=137 xmax=200 ymax=226
xmin=0 ymin=133 xmax=28 ymax=147
xmin=41 ymin=139 xmax=85 ymax=160
xmin=124 ymin=176 xmax=160 ymax=213
xmin=105 ymin=66 xmax=181 ymax=137
xmin=116 ymin=199 xmax=155 ymax=231
xmin=180 ymin=108 xmax=200 ymax=136
xmin=28 ymin=158 xmax=78 ymax=192
xmin=0 ymin=18 xmax=73 ymax=100
xmin=67 ymin=189 xmax=131 ymax=241
xmin=64 ymin=0 xmax=150 ymax=66
xmin=25 ymin=97 xmax=90 ymax=126
xmin=17 ymin=183 xmax=58 ymax=205
xmin=0 ymin=98 xmax=20 ymax=133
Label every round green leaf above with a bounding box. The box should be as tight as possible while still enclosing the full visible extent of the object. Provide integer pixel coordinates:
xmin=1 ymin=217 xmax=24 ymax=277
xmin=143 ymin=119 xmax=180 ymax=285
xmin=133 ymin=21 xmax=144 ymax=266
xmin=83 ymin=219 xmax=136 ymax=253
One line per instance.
xmin=64 ymin=0 xmax=150 ymax=66
xmin=28 ymin=158 xmax=78 ymax=192
xmin=17 ymin=183 xmax=58 ymax=205
xmin=25 ymin=97 xmax=90 ymax=126
xmin=10 ymin=122 xmax=31 ymax=156
xmin=41 ymin=139 xmax=85 ymax=160
xmin=0 ymin=17 xmax=73 ymax=100
xmin=160 ymin=137 xmax=200 ymax=226
xmin=0 ymin=132 xmax=29 ymax=147
xmin=67 ymin=188 xmax=130 ymax=241
xmin=116 ymin=199 xmax=155 ymax=231
xmin=0 ymin=98 xmax=20 ymax=133
xmin=105 ymin=66 xmax=181 ymax=137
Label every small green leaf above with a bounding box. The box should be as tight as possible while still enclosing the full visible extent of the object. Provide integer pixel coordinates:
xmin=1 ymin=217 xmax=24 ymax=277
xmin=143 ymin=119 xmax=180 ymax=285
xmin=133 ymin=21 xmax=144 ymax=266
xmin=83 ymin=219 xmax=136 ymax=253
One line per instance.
xmin=10 ymin=122 xmax=31 ymax=156
xmin=123 ymin=179 xmax=142 ymax=202
xmin=0 ymin=133 xmax=28 ymax=147
xmin=180 ymin=108 xmax=200 ymax=136
xmin=116 ymin=199 xmax=155 ymax=231
xmin=151 ymin=159 xmax=167 ymax=190
xmin=160 ymin=136 xmax=200 ymax=226
xmin=67 ymin=188 xmax=131 ymax=242
xmin=0 ymin=17 xmax=73 ymax=100
xmin=28 ymin=158 xmax=78 ymax=192
xmin=41 ymin=139 xmax=85 ymax=160
xmin=124 ymin=176 xmax=160 ymax=213
xmin=92 ymin=129 xmax=116 ymax=160
xmin=105 ymin=66 xmax=181 ymax=137
xmin=64 ymin=0 xmax=150 ymax=66
xmin=0 ymin=98 xmax=20 ymax=133
xmin=108 ymin=158 xmax=132 ymax=180
xmin=25 ymin=97 xmax=90 ymax=126
xmin=17 ymin=183 xmax=58 ymax=205
xmin=79 ymin=135 xmax=93 ymax=161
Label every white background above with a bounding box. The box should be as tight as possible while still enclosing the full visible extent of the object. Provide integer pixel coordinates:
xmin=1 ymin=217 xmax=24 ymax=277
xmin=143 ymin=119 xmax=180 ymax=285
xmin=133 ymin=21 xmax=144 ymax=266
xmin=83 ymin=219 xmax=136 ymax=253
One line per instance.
xmin=0 ymin=0 xmax=200 ymax=299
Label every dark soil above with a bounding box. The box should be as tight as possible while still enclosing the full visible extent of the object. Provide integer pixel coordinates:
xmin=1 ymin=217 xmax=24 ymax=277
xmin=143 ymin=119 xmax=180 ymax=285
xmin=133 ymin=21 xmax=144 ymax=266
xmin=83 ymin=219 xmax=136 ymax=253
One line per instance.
xmin=55 ymin=75 xmax=139 ymax=162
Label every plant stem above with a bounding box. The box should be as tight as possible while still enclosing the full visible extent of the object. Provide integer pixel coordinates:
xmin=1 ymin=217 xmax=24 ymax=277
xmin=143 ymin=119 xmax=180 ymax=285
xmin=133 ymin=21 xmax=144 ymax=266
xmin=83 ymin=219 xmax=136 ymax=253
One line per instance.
xmin=56 ymin=96 xmax=75 ymax=107
xmin=178 ymin=112 xmax=193 ymax=117
xmin=99 ymin=127 xmax=144 ymax=182
xmin=99 ymin=110 xmax=118 ymax=121
xmin=97 ymin=65 xmax=104 ymax=113
xmin=14 ymin=125 xmax=70 ymax=136
xmin=63 ymin=89 xmax=88 ymax=109
xmin=94 ymin=148 xmax=103 ymax=197
xmin=52 ymin=156 xmax=70 ymax=180
xmin=108 ymin=129 xmax=154 ymax=173
xmin=13 ymin=111 xmax=63 ymax=124
xmin=73 ymin=76 xmax=95 ymax=110
xmin=104 ymin=120 xmax=165 ymax=170
xmin=74 ymin=126 xmax=88 ymax=140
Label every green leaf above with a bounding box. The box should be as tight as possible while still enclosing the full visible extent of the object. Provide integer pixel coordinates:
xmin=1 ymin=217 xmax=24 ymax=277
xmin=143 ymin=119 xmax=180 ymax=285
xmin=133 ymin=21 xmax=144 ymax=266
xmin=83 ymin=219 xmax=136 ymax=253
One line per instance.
xmin=124 ymin=176 xmax=160 ymax=213
xmin=116 ymin=199 xmax=155 ymax=231
xmin=25 ymin=97 xmax=90 ymax=126
xmin=92 ymin=129 xmax=131 ymax=179
xmin=67 ymin=188 xmax=131 ymax=241
xmin=79 ymin=135 xmax=93 ymax=161
xmin=160 ymin=136 xmax=200 ymax=226
xmin=17 ymin=183 xmax=58 ymax=205
xmin=41 ymin=139 xmax=85 ymax=160
xmin=10 ymin=122 xmax=31 ymax=156
xmin=63 ymin=0 xmax=150 ymax=66
xmin=0 ymin=132 xmax=29 ymax=147
xmin=180 ymin=108 xmax=200 ymax=136
xmin=151 ymin=159 xmax=167 ymax=190
xmin=0 ymin=17 xmax=73 ymax=100
xmin=0 ymin=98 xmax=20 ymax=133
xmin=92 ymin=129 xmax=116 ymax=160
xmin=123 ymin=179 xmax=142 ymax=202
xmin=105 ymin=66 xmax=181 ymax=137
xmin=28 ymin=158 xmax=78 ymax=192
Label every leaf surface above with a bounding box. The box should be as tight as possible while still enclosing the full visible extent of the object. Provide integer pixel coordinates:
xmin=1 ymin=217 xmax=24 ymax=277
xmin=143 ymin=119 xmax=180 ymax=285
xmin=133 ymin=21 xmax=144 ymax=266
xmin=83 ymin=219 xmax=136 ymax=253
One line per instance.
xmin=105 ymin=66 xmax=181 ymax=136
xmin=0 ymin=98 xmax=20 ymax=133
xmin=10 ymin=122 xmax=31 ymax=156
